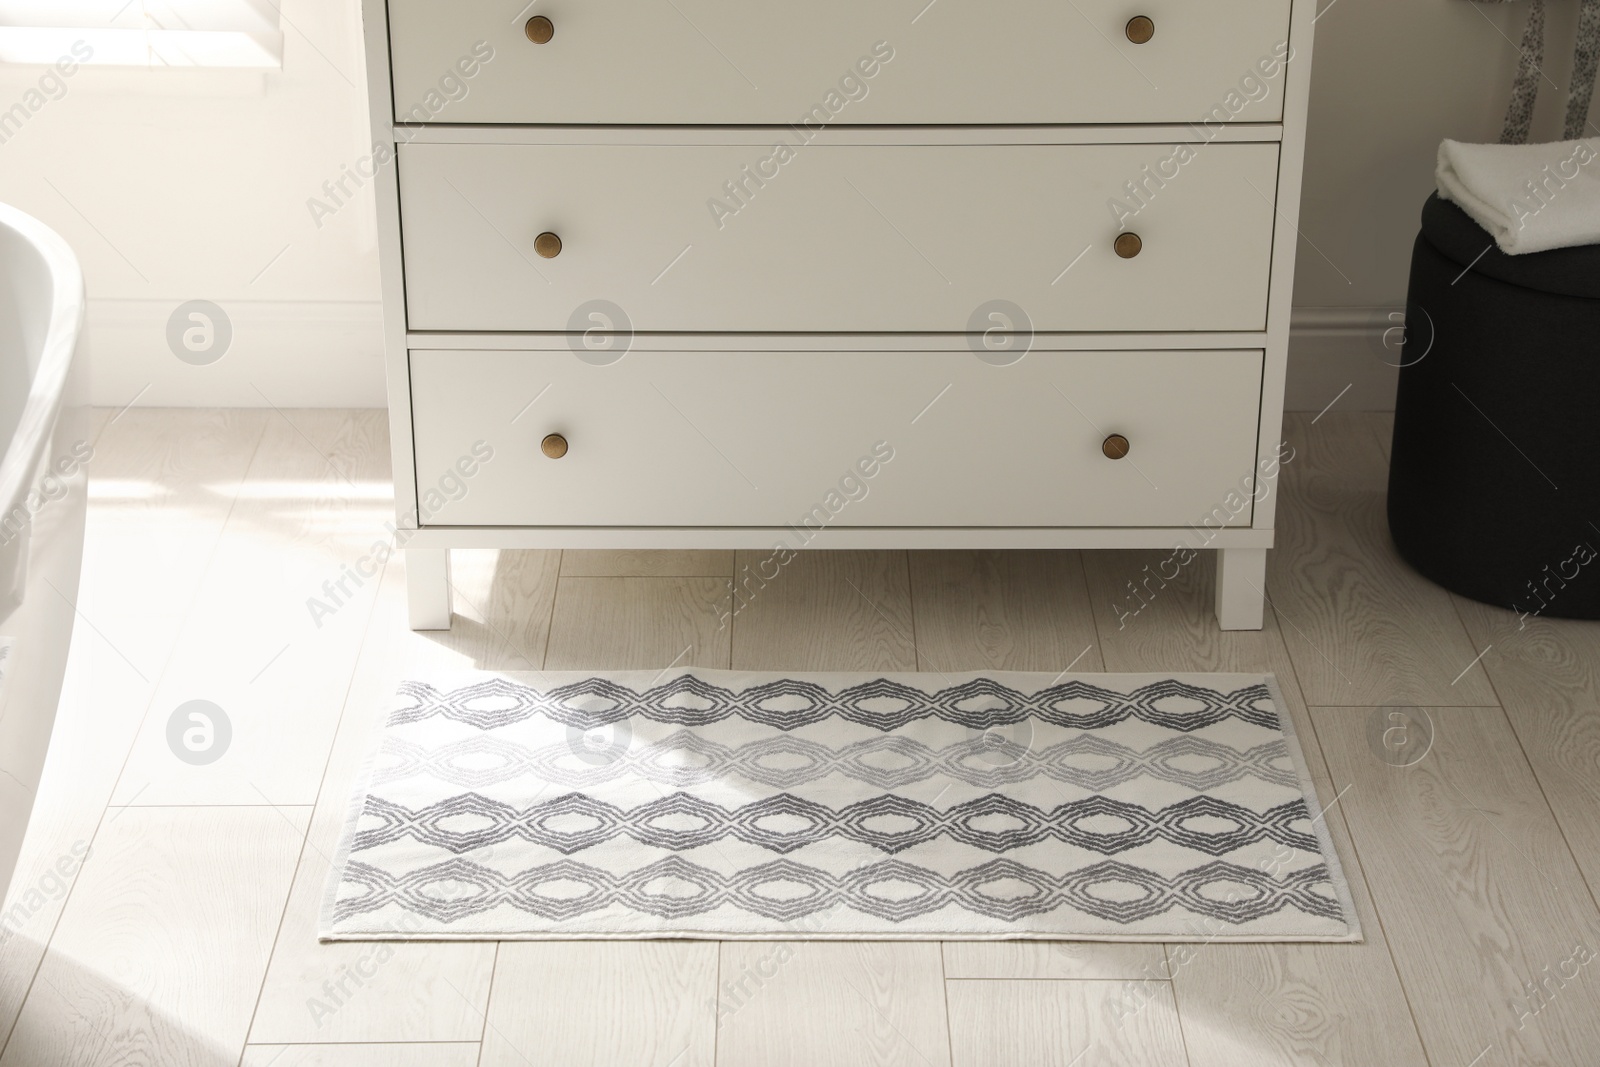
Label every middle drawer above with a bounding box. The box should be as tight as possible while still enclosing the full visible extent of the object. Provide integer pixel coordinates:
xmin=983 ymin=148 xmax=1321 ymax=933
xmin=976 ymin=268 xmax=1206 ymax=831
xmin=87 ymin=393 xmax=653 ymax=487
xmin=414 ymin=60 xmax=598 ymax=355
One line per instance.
xmin=399 ymin=141 xmax=1280 ymax=334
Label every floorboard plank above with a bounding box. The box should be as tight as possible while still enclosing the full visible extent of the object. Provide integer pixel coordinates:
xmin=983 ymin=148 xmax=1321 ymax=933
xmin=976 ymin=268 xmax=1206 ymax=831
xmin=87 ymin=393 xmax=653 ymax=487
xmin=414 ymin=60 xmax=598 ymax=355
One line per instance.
xmin=242 ymin=1045 xmax=480 ymax=1067
xmin=1314 ymin=704 xmax=1600 ymax=1066
xmin=716 ymin=942 xmax=950 ymax=1067
xmin=1369 ymin=411 xmax=1395 ymax=462
xmin=247 ymin=561 xmax=497 ymax=1045
xmin=0 ymin=806 xmax=306 ymax=1067
xmin=908 ymin=550 xmax=1099 ymax=675
xmin=1270 ymin=413 xmax=1497 ymax=706
xmin=1455 ymin=598 xmax=1600 ymax=909
xmin=941 ymin=942 xmax=1162 ymax=981
xmin=561 ymin=550 xmax=735 ymax=578
xmin=946 ymin=979 xmax=1187 ymax=1067
xmin=731 ymin=551 xmax=915 ymax=672
xmin=106 ymin=410 xmax=391 ymax=807
xmin=481 ymin=942 xmax=717 ymax=1067
xmin=474 ymin=550 xmax=562 ymax=672
xmin=545 ymin=576 xmax=731 ymax=670
xmin=1084 ymin=548 xmax=1274 ymax=674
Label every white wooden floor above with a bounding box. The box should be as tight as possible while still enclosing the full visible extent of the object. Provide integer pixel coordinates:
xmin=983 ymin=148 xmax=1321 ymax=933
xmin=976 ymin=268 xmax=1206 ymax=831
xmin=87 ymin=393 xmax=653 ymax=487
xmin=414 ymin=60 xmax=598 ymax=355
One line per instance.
xmin=3 ymin=408 xmax=1599 ymax=1067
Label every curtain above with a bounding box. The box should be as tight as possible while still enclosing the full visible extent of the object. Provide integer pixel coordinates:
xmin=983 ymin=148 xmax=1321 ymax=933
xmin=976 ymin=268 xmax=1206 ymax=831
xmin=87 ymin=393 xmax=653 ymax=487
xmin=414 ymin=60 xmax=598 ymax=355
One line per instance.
xmin=1480 ymin=0 xmax=1600 ymax=142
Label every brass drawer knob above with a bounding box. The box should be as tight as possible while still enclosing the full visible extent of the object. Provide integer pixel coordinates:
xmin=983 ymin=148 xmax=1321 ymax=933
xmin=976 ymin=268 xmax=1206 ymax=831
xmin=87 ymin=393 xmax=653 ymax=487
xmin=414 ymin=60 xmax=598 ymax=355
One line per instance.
xmin=534 ymin=231 xmax=562 ymax=258
xmin=541 ymin=433 xmax=569 ymax=459
xmin=525 ymin=16 xmax=554 ymax=44
xmin=1125 ymin=16 xmax=1155 ymax=43
xmin=1114 ymin=232 xmax=1142 ymax=259
xmin=1102 ymin=434 xmax=1131 ymax=460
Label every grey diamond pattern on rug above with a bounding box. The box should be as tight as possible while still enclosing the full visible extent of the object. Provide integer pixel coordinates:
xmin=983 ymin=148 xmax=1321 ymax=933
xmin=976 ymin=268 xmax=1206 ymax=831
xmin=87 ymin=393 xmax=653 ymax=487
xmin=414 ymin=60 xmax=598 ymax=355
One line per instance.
xmin=321 ymin=670 xmax=1361 ymax=941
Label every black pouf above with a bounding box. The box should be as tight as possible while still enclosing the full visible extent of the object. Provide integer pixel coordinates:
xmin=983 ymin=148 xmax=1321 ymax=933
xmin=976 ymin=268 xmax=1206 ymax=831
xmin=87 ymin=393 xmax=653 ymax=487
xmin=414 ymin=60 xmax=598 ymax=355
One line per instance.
xmin=1388 ymin=194 xmax=1600 ymax=620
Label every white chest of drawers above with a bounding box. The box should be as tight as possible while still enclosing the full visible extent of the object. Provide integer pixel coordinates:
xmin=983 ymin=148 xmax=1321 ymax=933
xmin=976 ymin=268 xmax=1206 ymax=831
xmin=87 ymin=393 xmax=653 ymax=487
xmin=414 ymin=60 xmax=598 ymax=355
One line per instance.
xmin=360 ymin=0 xmax=1315 ymax=632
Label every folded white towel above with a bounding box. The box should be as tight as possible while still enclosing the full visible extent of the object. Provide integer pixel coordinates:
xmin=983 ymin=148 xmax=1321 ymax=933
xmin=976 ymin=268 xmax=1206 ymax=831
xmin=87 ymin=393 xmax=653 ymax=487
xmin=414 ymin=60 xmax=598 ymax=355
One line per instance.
xmin=1436 ymin=138 xmax=1600 ymax=254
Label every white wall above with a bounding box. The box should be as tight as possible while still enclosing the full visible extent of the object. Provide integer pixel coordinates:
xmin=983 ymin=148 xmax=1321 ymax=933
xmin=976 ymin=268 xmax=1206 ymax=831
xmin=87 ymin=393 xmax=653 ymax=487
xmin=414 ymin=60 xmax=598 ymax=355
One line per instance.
xmin=0 ymin=0 xmax=386 ymax=408
xmin=0 ymin=0 xmax=1590 ymax=409
xmin=1289 ymin=0 xmax=1594 ymax=409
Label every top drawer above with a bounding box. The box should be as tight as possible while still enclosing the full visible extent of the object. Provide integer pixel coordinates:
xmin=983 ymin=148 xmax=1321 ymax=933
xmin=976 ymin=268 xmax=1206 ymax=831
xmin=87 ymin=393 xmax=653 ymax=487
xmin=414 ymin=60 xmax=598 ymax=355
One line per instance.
xmin=386 ymin=0 xmax=1293 ymax=126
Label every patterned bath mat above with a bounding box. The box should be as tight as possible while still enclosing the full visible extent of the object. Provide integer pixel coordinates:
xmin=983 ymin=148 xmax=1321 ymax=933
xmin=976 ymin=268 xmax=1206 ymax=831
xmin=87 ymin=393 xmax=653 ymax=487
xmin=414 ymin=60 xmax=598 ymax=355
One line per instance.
xmin=320 ymin=670 xmax=1360 ymax=942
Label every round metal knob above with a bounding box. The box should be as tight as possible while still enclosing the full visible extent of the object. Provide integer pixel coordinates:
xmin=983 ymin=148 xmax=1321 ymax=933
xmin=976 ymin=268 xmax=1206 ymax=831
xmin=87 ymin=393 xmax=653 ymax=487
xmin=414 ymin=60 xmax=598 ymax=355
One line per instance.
xmin=541 ymin=433 xmax=569 ymax=459
xmin=534 ymin=232 xmax=562 ymax=259
xmin=1102 ymin=434 xmax=1131 ymax=460
xmin=1114 ymin=232 xmax=1142 ymax=259
xmin=525 ymin=16 xmax=554 ymax=44
xmin=1125 ymin=16 xmax=1154 ymax=43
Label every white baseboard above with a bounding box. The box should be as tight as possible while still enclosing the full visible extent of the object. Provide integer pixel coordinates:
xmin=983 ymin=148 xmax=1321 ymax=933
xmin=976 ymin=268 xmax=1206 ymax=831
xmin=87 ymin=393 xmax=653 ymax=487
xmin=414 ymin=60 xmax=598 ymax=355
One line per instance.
xmin=87 ymin=298 xmax=1404 ymax=413
xmin=1286 ymin=306 xmax=1402 ymax=412
xmin=87 ymin=298 xmax=387 ymax=409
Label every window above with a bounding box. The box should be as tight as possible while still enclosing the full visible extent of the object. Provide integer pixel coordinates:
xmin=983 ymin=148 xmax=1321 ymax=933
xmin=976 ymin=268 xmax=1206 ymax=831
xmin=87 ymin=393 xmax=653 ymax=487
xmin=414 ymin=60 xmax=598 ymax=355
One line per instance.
xmin=0 ymin=0 xmax=283 ymax=68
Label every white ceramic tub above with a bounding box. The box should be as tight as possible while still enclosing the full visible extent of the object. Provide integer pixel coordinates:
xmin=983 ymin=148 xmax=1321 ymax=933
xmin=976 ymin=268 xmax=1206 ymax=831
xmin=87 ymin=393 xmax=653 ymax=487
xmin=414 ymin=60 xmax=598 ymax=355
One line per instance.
xmin=0 ymin=203 xmax=89 ymax=908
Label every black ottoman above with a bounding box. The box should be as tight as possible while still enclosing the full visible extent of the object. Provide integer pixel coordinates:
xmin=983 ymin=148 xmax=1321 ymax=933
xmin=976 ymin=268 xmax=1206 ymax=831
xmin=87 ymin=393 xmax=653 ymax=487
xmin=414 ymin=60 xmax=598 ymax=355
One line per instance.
xmin=1388 ymin=194 xmax=1600 ymax=620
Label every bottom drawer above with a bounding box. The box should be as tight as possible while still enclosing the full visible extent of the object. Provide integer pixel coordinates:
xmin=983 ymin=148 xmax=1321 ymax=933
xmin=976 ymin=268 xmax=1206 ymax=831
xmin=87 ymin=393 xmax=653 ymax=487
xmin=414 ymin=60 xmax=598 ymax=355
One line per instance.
xmin=408 ymin=348 xmax=1264 ymax=529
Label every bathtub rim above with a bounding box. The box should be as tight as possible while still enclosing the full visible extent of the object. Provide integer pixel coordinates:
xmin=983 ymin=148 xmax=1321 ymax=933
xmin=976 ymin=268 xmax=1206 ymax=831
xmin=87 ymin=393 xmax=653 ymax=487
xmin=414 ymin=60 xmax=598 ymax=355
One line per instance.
xmin=0 ymin=201 xmax=87 ymax=532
